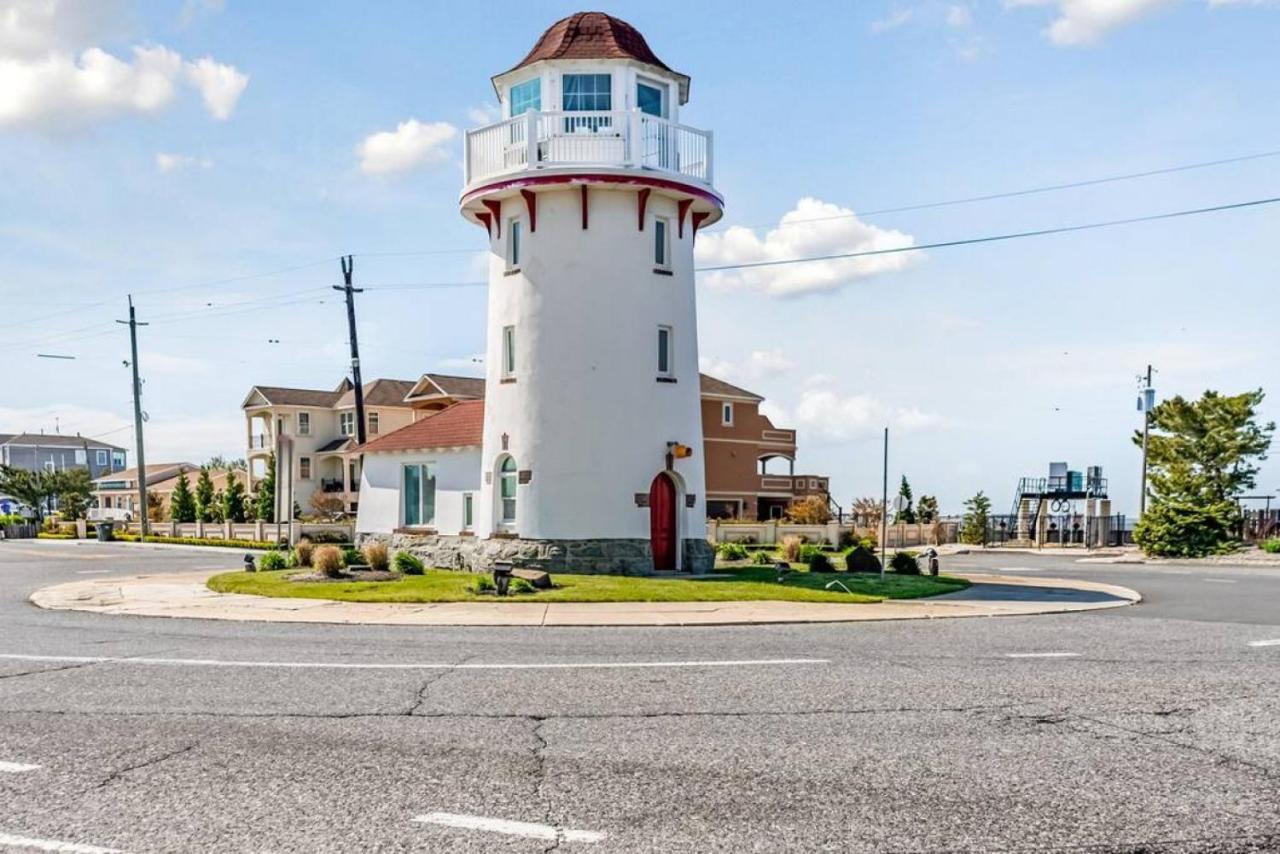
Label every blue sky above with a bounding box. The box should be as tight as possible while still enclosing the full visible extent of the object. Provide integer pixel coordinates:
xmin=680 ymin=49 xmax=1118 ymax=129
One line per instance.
xmin=2 ymin=0 xmax=1278 ymax=516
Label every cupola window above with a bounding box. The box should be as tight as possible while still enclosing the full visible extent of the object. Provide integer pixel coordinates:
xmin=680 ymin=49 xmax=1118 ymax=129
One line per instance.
xmin=562 ymin=74 xmax=611 ymax=132
xmin=510 ymin=78 xmax=541 ymax=117
xmin=637 ymin=79 xmax=665 ymax=118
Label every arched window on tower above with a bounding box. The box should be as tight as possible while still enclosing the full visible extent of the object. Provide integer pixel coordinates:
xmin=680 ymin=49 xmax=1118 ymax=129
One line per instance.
xmin=497 ymin=455 xmax=518 ymax=528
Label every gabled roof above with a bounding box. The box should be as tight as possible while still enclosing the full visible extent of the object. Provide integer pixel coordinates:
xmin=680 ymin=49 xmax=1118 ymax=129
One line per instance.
xmin=699 ymin=374 xmax=763 ymax=402
xmin=497 ymin=12 xmax=690 ymax=103
xmin=334 ymin=378 xmax=418 ymax=409
xmin=404 ymin=372 xmax=486 ymax=403
xmin=314 ymin=438 xmax=354 ymax=454
xmin=242 ymin=385 xmax=345 ymax=408
xmin=359 ymin=401 xmax=485 ymax=454
xmin=92 ymin=462 xmax=196 ymax=488
xmin=0 ymin=433 xmax=126 ymax=451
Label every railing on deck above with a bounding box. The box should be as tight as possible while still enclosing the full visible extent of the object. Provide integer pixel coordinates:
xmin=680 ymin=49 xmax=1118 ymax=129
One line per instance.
xmin=464 ymin=109 xmax=713 ymax=188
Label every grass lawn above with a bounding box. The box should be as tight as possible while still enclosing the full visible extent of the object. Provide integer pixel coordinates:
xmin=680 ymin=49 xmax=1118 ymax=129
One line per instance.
xmin=207 ymin=565 xmax=970 ymax=605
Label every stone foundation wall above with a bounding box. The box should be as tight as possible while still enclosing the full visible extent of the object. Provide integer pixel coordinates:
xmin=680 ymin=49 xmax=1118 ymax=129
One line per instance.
xmin=357 ymin=532 xmax=716 ymax=576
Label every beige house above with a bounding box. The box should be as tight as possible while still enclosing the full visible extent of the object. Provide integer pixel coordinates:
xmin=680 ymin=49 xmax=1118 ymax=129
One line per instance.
xmin=242 ymin=375 xmax=483 ymax=515
xmin=91 ymin=463 xmax=237 ymax=521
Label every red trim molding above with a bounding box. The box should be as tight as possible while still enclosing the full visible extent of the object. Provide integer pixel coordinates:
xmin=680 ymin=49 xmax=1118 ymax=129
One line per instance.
xmin=520 ymin=189 xmax=537 ymax=232
xmin=482 ymin=199 xmax=502 ymax=238
xmin=475 ymin=212 xmax=492 ymax=237
xmin=676 ymin=199 xmax=693 ymax=239
xmin=691 ymin=211 xmax=711 ymax=243
xmin=461 ymin=172 xmax=724 ymax=211
xmin=636 ymin=188 xmax=651 ymax=231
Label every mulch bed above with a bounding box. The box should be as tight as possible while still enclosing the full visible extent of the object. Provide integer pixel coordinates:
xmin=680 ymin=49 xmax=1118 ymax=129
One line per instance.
xmin=285 ymin=570 xmax=400 ymax=583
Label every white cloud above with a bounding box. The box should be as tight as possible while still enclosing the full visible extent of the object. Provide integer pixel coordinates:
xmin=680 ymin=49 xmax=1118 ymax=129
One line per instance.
xmin=698 ymin=349 xmax=794 ymax=385
xmin=1004 ymin=0 xmax=1177 ymax=45
xmin=0 ymin=402 xmax=242 ymax=462
xmin=467 ymin=103 xmax=500 ymax=125
xmin=357 ymin=118 xmax=458 ymax=175
xmin=179 ymin=0 xmax=226 ymax=27
xmin=439 ymin=353 xmax=486 ymax=370
xmin=871 ymin=7 xmax=914 ymax=32
xmin=184 ymin=56 xmax=248 ymax=120
xmin=140 ymin=351 xmax=211 ymax=374
xmin=789 ymin=388 xmax=949 ymax=442
xmin=748 ymin=348 xmax=795 ymax=377
xmin=695 ymin=197 xmax=920 ymax=296
xmin=155 ymin=152 xmax=211 ymax=173
xmin=0 ymin=2 xmax=248 ymax=130
xmin=947 ymin=4 xmax=974 ymax=26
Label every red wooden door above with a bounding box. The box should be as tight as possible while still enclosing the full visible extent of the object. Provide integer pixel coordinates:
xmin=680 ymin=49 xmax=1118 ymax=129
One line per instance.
xmin=649 ymin=474 xmax=677 ymax=571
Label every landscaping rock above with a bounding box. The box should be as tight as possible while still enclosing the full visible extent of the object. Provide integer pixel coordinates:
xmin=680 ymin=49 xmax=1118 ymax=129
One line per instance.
xmin=513 ymin=568 xmax=552 ymax=589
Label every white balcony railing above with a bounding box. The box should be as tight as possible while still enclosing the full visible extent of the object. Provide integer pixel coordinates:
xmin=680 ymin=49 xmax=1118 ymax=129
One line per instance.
xmin=249 ymin=433 xmax=272 ymax=450
xmin=464 ymin=109 xmax=713 ymax=189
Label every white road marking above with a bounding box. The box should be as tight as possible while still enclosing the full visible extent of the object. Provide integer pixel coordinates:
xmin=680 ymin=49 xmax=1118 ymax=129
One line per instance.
xmin=0 ymin=653 xmax=827 ymax=671
xmin=74 ymin=570 xmax=112 ymax=575
xmin=1248 ymin=639 xmax=1280 ymax=648
xmin=0 ymin=762 xmax=39 ymax=774
xmin=1004 ymin=652 xmax=1081 ymax=659
xmin=995 ymin=567 xmax=1041 ymax=572
xmin=0 ymin=832 xmax=125 ymax=853
xmin=413 ymin=812 xmax=604 ymax=844
xmin=1203 ymin=578 xmax=1237 ymax=584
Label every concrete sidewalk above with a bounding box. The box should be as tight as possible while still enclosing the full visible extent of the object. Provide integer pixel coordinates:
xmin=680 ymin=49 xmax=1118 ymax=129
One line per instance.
xmin=29 ymin=570 xmax=1140 ymax=627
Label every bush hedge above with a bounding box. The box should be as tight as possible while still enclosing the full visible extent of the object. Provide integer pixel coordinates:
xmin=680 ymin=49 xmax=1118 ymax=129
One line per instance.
xmin=393 ymin=551 xmax=425 ymax=575
xmin=890 ymin=551 xmax=921 ymax=575
xmin=716 ymin=542 xmax=749 ymax=561
xmin=807 ymin=552 xmax=835 ymax=573
xmin=844 ymin=546 xmax=881 ymax=574
xmin=112 ymin=533 xmax=275 ymax=550
xmin=1262 ymin=538 xmax=1280 ymax=554
xmin=258 ymin=551 xmax=288 ymax=571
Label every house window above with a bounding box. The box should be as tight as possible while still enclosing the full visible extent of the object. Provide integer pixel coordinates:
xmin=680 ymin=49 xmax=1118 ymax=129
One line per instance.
xmin=562 ymin=73 xmax=611 ymax=132
xmin=654 ymin=217 xmax=670 ymax=269
xmin=299 ymin=457 xmax=311 ymax=480
xmin=368 ymin=412 xmax=380 ymax=435
xmin=277 ymin=416 xmax=286 ymax=435
xmin=510 ymin=77 xmax=541 ymax=116
xmin=298 ymin=412 xmax=310 ymax=435
xmin=637 ymin=79 xmax=665 ymax=117
xmin=44 ymin=460 xmax=56 ymax=473
xmin=112 ymin=451 xmax=125 ymax=468
xmin=507 ymin=219 xmax=522 ymax=269
xmin=74 ymin=449 xmax=86 ymax=465
xmin=463 ymin=493 xmax=474 ymax=531
xmin=402 ymin=463 xmax=437 ymax=527
xmin=498 ymin=456 xmax=517 ymax=527
xmin=502 ymin=325 xmax=516 ymax=379
xmin=339 ymin=412 xmax=355 ymax=436
xmin=96 ymin=450 xmax=107 ymax=466
xmin=722 ymin=402 xmax=734 ymax=426
xmin=657 ymin=326 xmax=673 ymax=377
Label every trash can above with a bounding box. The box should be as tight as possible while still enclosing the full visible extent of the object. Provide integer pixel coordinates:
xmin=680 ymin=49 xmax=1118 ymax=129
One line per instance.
xmin=97 ymin=521 xmax=115 ymax=542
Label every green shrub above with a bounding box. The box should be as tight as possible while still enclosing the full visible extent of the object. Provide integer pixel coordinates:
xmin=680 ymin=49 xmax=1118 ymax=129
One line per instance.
xmin=341 ymin=546 xmax=363 ymax=566
xmin=798 ymin=544 xmax=826 ymax=563
xmin=112 ymin=533 xmax=275 ymax=549
xmin=716 ymin=542 xmax=749 ymax=561
xmin=807 ymin=552 xmax=835 ymax=573
xmin=845 ymin=546 xmax=881 ymax=574
xmin=890 ymin=551 xmax=920 ymax=575
xmin=307 ymin=530 xmax=351 ymax=544
xmin=750 ymin=550 xmax=773 ymax=565
xmin=258 ymin=551 xmax=288 ymax=571
xmin=1261 ymin=538 xmax=1280 ymax=554
xmin=313 ymin=545 xmax=344 ymax=577
xmin=779 ymin=535 xmax=802 ymax=563
xmin=393 ymin=551 xmax=425 ymax=575
xmin=509 ymin=577 xmax=535 ymax=594
xmin=363 ymin=542 xmax=389 ymax=572
xmin=469 ymin=575 xmax=495 ymax=594
xmin=838 ymin=528 xmax=857 ymax=549
xmin=37 ymin=532 xmax=76 ymax=540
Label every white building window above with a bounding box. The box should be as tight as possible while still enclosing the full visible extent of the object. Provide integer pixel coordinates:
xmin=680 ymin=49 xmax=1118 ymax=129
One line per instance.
xmin=298 ymin=412 xmax=310 ymax=435
xmin=722 ymin=402 xmax=734 ymax=426
xmin=463 ymin=493 xmax=474 ymax=531
xmin=497 ymin=456 xmax=517 ymax=527
xmin=562 ymin=73 xmax=611 ymax=132
xmin=339 ymin=412 xmax=355 ymax=436
xmin=75 ymin=449 xmax=86 ymax=465
xmin=510 ymin=77 xmax=541 ymax=116
xmin=368 ymin=412 xmax=380 ymax=435
xmin=654 ymin=217 xmax=670 ymax=269
xmin=96 ymin=450 xmax=107 ymax=466
xmin=112 ymin=451 xmax=125 ymax=468
xmin=637 ymin=79 xmax=666 ymax=118
xmin=403 ymin=463 xmax=436 ymax=527
xmin=502 ymin=325 xmax=516 ymax=379
xmin=507 ymin=219 xmax=522 ymax=269
xmin=657 ymin=326 xmax=673 ymax=378
xmin=299 ymin=457 xmax=311 ymax=480
xmin=44 ymin=460 xmax=56 ymax=473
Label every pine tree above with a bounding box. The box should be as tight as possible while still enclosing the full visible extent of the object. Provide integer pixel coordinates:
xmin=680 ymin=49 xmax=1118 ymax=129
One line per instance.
xmin=1134 ymin=389 xmax=1274 ymax=557
xmin=959 ymin=491 xmax=991 ymax=545
xmin=253 ymin=452 xmax=276 ymax=522
xmin=916 ymin=495 xmax=939 ymax=524
xmin=893 ymin=475 xmax=917 ymax=524
xmin=222 ymin=472 xmax=247 ymax=523
xmin=169 ymin=470 xmax=197 ymax=523
xmin=194 ymin=467 xmax=216 ymax=522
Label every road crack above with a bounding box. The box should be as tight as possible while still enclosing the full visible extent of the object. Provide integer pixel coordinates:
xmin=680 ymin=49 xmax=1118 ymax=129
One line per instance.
xmin=94 ymin=742 xmax=198 ymax=790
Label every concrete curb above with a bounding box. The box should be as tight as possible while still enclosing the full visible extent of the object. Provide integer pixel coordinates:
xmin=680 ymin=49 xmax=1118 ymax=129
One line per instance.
xmin=29 ymin=570 xmax=1141 ymax=628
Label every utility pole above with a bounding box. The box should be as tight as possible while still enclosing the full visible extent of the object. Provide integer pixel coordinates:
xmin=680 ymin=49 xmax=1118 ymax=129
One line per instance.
xmin=1138 ymin=365 xmax=1155 ymax=517
xmin=117 ymin=296 xmax=150 ymax=536
xmin=334 ymin=255 xmax=367 ymax=445
xmin=880 ymin=427 xmax=889 ymax=581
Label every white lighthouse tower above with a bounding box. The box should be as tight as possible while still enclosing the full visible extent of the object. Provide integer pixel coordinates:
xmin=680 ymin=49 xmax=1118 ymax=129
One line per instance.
xmin=460 ymin=12 xmax=723 ymax=573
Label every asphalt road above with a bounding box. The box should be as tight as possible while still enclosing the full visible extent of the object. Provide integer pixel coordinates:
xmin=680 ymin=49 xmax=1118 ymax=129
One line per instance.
xmin=0 ymin=540 xmax=1277 ymax=853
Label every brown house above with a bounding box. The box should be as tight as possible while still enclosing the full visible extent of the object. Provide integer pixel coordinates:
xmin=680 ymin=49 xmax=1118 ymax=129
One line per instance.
xmin=699 ymin=375 xmax=830 ymax=521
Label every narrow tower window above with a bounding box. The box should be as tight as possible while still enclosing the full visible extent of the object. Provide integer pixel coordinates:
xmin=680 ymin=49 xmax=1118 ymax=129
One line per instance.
xmin=722 ymin=402 xmax=733 ymax=426
xmin=654 ymin=217 xmax=670 ymax=269
xmin=507 ymin=219 xmax=522 ymax=269
xmin=657 ymin=325 xmax=673 ymax=378
xmin=498 ymin=456 xmax=518 ymax=527
xmin=502 ymin=325 xmax=516 ymax=379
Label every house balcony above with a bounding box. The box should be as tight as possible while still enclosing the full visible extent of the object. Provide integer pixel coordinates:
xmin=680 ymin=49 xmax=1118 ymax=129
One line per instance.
xmin=320 ymin=478 xmax=359 ymax=494
xmin=756 ymin=474 xmax=830 ymax=496
xmin=463 ymin=109 xmax=714 ymax=193
xmin=248 ymin=433 xmax=273 ymax=451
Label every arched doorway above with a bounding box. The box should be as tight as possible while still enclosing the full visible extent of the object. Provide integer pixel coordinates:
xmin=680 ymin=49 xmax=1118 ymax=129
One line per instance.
xmin=649 ymin=473 xmax=677 ymax=571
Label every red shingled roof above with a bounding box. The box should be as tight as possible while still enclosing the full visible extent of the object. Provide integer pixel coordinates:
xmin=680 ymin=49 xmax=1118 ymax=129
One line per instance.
xmin=500 ymin=12 xmax=689 ymax=101
xmin=358 ymin=401 xmax=484 ymax=454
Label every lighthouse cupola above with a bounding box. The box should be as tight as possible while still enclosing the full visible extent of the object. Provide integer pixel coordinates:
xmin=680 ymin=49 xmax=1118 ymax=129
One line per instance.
xmin=463 ymin=12 xmax=721 ymax=574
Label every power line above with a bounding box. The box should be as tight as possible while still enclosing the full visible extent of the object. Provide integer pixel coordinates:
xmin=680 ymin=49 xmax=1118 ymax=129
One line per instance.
xmin=693 ymin=194 xmax=1280 ymax=274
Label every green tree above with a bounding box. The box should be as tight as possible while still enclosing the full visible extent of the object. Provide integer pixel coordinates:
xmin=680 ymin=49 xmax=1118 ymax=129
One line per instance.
xmin=916 ymin=495 xmax=939 ymax=524
xmin=169 ymin=470 xmax=197 ymax=523
xmin=222 ymin=472 xmax=247 ymax=523
xmin=959 ymin=491 xmax=991 ymax=545
xmin=1134 ymin=389 xmax=1274 ymax=557
xmin=194 ymin=467 xmax=217 ymax=522
xmin=252 ymin=453 xmax=276 ymax=522
xmin=53 ymin=468 xmax=92 ymax=520
xmin=893 ymin=475 xmax=916 ymax=524
xmin=0 ymin=466 xmax=58 ymax=521
xmin=205 ymin=455 xmax=246 ymax=472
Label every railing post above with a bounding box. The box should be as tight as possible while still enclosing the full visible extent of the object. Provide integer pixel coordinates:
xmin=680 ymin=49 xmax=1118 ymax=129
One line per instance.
xmin=526 ymin=110 xmax=538 ymax=168
xmin=463 ymin=128 xmax=471 ymax=186
xmin=629 ymin=108 xmax=642 ymax=167
xmin=705 ymin=129 xmax=714 ymax=184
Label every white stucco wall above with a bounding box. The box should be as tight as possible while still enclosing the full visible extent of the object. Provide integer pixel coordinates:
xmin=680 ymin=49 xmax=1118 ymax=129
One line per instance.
xmin=356 ymin=447 xmax=482 ymax=535
xmin=475 ymin=186 xmax=707 ymax=545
